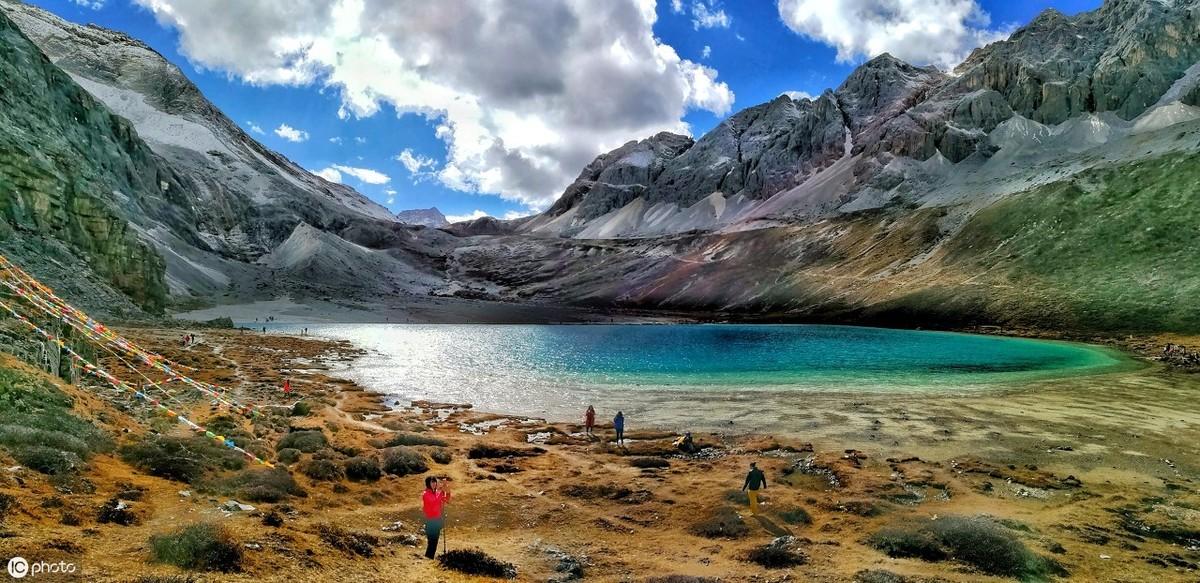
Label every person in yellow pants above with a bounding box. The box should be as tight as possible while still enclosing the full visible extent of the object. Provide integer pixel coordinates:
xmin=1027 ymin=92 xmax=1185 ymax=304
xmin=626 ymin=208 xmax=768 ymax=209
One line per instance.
xmin=742 ymin=462 xmax=767 ymax=514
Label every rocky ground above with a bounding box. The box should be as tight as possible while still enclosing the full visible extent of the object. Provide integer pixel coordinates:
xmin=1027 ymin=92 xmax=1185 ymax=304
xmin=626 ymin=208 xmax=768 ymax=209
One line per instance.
xmin=0 ymin=329 xmax=1197 ymax=582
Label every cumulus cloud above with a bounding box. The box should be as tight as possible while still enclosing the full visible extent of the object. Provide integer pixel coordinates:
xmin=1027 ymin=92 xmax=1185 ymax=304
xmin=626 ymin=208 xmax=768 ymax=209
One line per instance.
xmin=274 ymin=123 xmax=309 ymax=142
xmin=395 ymin=149 xmax=436 ymax=174
xmin=776 ymin=0 xmax=1008 ymax=70
xmin=783 ymin=90 xmax=814 ymax=100
xmin=315 ymin=167 xmax=343 ymax=183
xmin=246 ymin=121 xmax=265 ymax=134
xmin=691 ymin=1 xmax=730 ymax=30
xmin=444 ymin=209 xmax=490 ymax=224
xmin=670 ymin=0 xmax=684 ymax=13
xmin=132 ymin=0 xmax=734 ymax=209
xmin=331 ymin=164 xmax=390 ymax=184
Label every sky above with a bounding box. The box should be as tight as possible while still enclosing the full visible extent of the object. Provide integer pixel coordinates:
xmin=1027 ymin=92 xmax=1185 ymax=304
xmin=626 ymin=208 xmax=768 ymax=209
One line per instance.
xmin=37 ymin=0 xmax=1101 ymax=223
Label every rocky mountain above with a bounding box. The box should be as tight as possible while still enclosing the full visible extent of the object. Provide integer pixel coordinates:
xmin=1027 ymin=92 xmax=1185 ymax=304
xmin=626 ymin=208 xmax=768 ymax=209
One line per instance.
xmin=395 ymin=207 xmax=449 ymax=228
xmin=2 ymin=0 xmax=1200 ymax=332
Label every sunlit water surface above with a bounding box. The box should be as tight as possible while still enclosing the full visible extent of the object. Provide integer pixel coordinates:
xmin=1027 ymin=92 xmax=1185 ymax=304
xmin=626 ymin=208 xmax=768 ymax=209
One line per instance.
xmin=256 ymin=324 xmax=1129 ymax=429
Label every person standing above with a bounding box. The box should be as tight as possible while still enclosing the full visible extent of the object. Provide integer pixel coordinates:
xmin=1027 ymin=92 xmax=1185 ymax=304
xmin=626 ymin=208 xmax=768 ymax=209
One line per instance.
xmin=613 ymin=411 xmax=625 ymax=445
xmin=742 ymin=462 xmax=767 ymax=515
xmin=585 ymin=405 xmax=596 ymax=436
xmin=422 ymin=476 xmax=451 ymax=559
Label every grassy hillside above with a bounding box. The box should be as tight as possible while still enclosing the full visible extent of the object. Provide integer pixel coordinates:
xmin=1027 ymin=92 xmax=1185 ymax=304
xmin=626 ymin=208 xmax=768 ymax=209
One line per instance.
xmin=943 ymin=152 xmax=1200 ymax=331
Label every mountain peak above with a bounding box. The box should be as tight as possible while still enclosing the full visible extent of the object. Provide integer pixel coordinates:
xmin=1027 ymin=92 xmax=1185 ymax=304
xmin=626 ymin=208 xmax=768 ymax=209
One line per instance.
xmin=395 ymin=207 xmax=449 ymax=228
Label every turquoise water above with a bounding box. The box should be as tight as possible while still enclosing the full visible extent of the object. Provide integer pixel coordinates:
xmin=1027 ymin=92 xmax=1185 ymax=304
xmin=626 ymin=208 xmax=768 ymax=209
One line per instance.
xmin=263 ymin=324 xmax=1128 ymax=425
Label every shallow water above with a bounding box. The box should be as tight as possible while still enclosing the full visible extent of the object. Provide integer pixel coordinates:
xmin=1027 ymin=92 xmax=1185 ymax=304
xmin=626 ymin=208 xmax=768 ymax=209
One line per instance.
xmin=259 ymin=323 xmax=1129 ymax=426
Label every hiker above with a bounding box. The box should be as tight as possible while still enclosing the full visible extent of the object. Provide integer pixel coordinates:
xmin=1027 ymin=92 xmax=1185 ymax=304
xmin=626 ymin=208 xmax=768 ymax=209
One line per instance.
xmin=282 ymin=379 xmax=292 ymax=394
xmin=742 ymin=462 xmax=767 ymax=514
xmin=674 ymin=431 xmax=696 ymax=454
xmin=585 ymin=405 xmax=596 ymax=436
xmin=613 ymin=411 xmax=625 ymax=445
xmin=422 ymin=476 xmax=452 ymax=559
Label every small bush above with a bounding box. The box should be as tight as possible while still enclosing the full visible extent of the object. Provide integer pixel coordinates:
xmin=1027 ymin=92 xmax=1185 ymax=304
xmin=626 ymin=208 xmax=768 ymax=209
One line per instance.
xmin=429 ymin=448 xmax=453 ymax=465
xmin=467 ymin=443 xmax=544 ymax=459
xmin=690 ymin=506 xmax=749 ymax=539
xmin=343 ymin=457 xmax=382 ymax=482
xmin=746 ymin=537 xmax=808 ymax=568
xmin=380 ymin=447 xmax=428 ymax=476
xmin=276 ymin=430 xmax=327 ymax=453
xmin=216 ymin=468 xmax=306 ymax=502
xmin=120 ymin=436 xmax=246 ymax=483
xmin=724 ymin=490 xmax=749 ymax=505
xmin=277 ymin=448 xmax=302 ymax=465
xmin=291 ymin=401 xmax=313 ymax=417
xmin=385 ymin=432 xmax=447 ymax=447
xmin=0 ymin=492 xmax=15 ymax=521
xmin=560 ymin=483 xmax=633 ymax=501
xmin=439 ymin=548 xmax=517 ymax=579
xmin=13 ymin=445 xmax=80 ymax=475
xmin=778 ymin=506 xmax=813 ymax=526
xmin=262 ymin=510 xmax=284 ymax=527
xmin=630 ymin=457 xmax=670 ymax=469
xmin=318 ymin=523 xmax=379 ymax=557
xmin=97 ymin=497 xmax=138 ymax=526
xmin=302 ymin=459 xmax=344 ymax=482
xmin=150 ymin=523 xmax=243 ymax=572
xmin=867 ymin=516 xmax=1067 ymax=580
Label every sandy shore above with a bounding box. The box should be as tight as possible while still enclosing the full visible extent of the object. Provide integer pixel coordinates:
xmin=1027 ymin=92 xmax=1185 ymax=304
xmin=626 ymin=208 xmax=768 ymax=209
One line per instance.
xmin=0 ymin=327 xmax=1197 ymax=582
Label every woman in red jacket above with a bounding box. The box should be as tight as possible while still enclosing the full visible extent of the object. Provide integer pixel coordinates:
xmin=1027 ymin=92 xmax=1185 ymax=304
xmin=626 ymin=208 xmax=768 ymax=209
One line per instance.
xmin=422 ymin=476 xmax=451 ymax=559
xmin=584 ymin=405 xmax=596 ymax=436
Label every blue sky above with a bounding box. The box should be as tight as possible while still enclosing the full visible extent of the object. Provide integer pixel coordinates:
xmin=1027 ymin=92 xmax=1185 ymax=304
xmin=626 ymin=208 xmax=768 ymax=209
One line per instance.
xmin=34 ymin=0 xmax=1100 ymax=222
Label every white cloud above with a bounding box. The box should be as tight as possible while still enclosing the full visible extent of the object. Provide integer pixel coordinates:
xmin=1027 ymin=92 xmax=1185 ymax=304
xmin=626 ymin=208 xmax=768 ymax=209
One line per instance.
xmin=331 ymin=164 xmax=391 ymax=184
xmin=274 ymin=123 xmax=309 ymax=142
xmin=783 ymin=90 xmax=814 ymax=100
xmin=354 ymin=136 xmax=367 ymax=144
xmin=444 ymin=209 xmax=490 ymax=224
xmin=315 ymin=167 xmax=343 ymax=183
xmin=503 ymin=209 xmax=535 ymax=220
xmin=776 ymin=0 xmax=1008 ymax=70
xmin=246 ymin=121 xmax=265 ymax=134
xmin=670 ymin=0 xmax=684 ymax=14
xmin=329 ymin=136 xmax=343 ymax=144
xmin=71 ymin=0 xmax=105 ymax=9
xmin=395 ymin=149 xmax=436 ymax=174
xmin=691 ymin=1 xmax=730 ymax=30
xmin=384 ymin=188 xmax=397 ymax=205
xmin=701 ymin=45 xmax=711 ymax=59
xmin=132 ymin=0 xmax=734 ymax=209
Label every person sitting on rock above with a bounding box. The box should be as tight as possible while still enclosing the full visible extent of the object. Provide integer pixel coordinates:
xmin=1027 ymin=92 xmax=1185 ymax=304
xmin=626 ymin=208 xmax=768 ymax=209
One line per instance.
xmin=674 ymin=431 xmax=696 ymax=454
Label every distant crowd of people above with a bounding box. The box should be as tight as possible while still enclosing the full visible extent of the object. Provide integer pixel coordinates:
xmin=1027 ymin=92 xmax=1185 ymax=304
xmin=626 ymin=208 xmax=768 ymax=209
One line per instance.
xmin=1161 ymin=343 xmax=1200 ymax=367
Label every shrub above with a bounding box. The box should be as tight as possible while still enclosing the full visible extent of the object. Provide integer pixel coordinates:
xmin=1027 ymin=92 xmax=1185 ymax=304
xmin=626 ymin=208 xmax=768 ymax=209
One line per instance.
xmin=690 ymin=507 xmax=749 ymax=539
xmin=216 ymin=468 xmax=306 ymax=502
xmin=13 ymin=445 xmax=80 ymax=475
xmin=746 ymin=537 xmax=808 ymax=568
xmin=317 ymin=523 xmax=379 ymax=557
xmin=724 ymin=490 xmax=749 ymax=505
xmin=380 ymin=447 xmax=428 ymax=476
xmin=439 ymin=548 xmax=517 ymax=579
xmin=343 ymin=457 xmax=382 ymax=482
xmin=560 ymin=483 xmax=633 ymax=501
xmin=778 ymin=506 xmax=813 ymax=526
xmin=97 ymin=497 xmax=138 ymax=526
xmin=120 ymin=436 xmax=246 ymax=483
xmin=291 ymin=401 xmax=313 ymax=417
xmin=302 ymin=459 xmax=344 ymax=482
xmin=867 ymin=516 xmax=1067 ymax=580
xmin=150 ymin=523 xmax=243 ymax=572
xmin=261 ymin=510 xmax=284 ymax=527
xmin=467 ymin=444 xmax=544 ymax=459
xmin=0 ymin=492 xmax=15 ymax=521
xmin=385 ymin=432 xmax=446 ymax=447
xmin=630 ymin=457 xmax=670 ymax=469
xmin=276 ymin=430 xmax=327 ymax=453
xmin=276 ymin=448 xmax=302 ymax=465
xmin=429 ymin=448 xmax=453 ymax=465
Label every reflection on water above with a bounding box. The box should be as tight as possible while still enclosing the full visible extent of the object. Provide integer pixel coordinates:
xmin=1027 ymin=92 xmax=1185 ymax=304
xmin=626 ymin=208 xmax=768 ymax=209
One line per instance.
xmin=258 ymin=324 xmax=1127 ymax=426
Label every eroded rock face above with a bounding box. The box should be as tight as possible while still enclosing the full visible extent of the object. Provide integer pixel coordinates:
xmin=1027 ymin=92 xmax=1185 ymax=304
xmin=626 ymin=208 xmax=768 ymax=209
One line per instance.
xmin=545 ymin=132 xmax=694 ymax=221
xmin=0 ymin=10 xmax=169 ymax=312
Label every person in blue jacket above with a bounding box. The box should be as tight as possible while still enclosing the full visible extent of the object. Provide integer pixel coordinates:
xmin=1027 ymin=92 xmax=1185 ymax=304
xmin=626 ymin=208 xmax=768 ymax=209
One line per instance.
xmin=613 ymin=411 xmax=625 ymax=445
